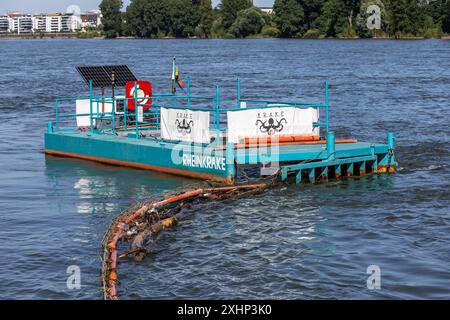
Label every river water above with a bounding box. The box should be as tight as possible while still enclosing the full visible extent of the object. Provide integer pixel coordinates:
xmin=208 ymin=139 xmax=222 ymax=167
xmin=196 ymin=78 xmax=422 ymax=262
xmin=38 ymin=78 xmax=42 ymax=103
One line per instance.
xmin=0 ymin=39 xmax=449 ymax=299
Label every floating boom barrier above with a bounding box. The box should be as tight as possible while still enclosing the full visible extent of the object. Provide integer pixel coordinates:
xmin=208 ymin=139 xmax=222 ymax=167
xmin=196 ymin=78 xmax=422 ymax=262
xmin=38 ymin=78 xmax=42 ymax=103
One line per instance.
xmin=100 ymin=140 xmax=397 ymax=300
xmin=101 ymin=180 xmax=277 ymax=300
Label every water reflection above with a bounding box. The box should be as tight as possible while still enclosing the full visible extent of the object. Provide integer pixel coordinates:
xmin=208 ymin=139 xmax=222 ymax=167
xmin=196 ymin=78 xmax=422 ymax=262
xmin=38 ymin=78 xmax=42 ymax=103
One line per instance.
xmin=44 ymin=155 xmax=201 ymax=214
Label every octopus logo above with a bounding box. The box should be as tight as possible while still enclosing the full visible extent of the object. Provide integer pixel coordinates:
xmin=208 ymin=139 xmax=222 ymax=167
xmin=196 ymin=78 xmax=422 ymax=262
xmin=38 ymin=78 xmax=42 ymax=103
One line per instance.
xmin=175 ymin=119 xmax=193 ymax=135
xmin=256 ymin=118 xmax=287 ymax=135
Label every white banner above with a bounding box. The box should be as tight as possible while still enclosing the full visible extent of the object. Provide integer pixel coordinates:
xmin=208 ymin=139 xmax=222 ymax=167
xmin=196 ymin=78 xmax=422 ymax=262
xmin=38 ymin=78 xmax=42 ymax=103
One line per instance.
xmin=161 ymin=108 xmax=211 ymax=144
xmin=227 ymin=107 xmax=319 ymax=143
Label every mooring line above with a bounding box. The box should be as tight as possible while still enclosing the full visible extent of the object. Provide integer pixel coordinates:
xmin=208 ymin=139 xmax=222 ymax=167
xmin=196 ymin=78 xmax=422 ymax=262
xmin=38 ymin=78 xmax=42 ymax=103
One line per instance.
xmin=100 ymin=179 xmax=277 ymax=300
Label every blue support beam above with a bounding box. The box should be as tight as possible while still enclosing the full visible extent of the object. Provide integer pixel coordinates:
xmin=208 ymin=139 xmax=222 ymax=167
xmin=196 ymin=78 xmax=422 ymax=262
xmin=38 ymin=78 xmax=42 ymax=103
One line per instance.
xmin=335 ymin=164 xmax=342 ymax=179
xmin=295 ymin=170 xmax=302 ymax=184
xmin=89 ymin=80 xmax=93 ymax=133
xmin=326 ymin=131 xmax=335 ymax=160
xmin=282 ymin=155 xmax=378 ymax=184
xmin=347 ymin=163 xmax=354 ymax=177
xmin=237 ymin=78 xmax=241 ymax=108
xmin=309 ymin=169 xmax=315 ymax=183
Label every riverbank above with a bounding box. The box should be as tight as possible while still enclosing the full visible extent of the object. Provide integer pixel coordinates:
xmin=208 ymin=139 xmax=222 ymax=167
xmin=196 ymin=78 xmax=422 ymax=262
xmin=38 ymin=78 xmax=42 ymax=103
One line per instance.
xmin=1 ymin=33 xmax=448 ymax=40
xmin=0 ymin=33 xmax=79 ymax=40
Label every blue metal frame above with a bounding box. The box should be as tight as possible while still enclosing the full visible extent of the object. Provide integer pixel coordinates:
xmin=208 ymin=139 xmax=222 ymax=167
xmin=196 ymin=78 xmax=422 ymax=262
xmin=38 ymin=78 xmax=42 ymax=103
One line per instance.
xmin=51 ymin=78 xmax=330 ymax=143
xmin=46 ymin=77 xmax=397 ymax=184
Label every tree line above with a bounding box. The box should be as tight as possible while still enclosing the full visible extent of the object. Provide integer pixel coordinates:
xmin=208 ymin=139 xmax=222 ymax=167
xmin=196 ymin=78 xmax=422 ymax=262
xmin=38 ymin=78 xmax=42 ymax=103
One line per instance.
xmin=99 ymin=0 xmax=450 ymax=39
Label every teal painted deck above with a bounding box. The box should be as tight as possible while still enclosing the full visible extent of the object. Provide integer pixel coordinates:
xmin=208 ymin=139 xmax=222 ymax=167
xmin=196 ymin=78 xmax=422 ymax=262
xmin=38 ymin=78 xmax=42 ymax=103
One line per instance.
xmin=237 ymin=142 xmax=389 ymax=164
xmin=45 ymin=130 xmax=396 ymax=184
xmin=45 ymin=131 xmax=234 ymax=182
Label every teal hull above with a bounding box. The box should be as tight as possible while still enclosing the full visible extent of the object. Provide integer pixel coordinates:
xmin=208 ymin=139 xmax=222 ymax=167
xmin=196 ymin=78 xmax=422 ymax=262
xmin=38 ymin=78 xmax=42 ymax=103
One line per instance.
xmin=45 ymin=132 xmax=235 ymax=183
xmin=45 ymin=131 xmax=396 ymax=184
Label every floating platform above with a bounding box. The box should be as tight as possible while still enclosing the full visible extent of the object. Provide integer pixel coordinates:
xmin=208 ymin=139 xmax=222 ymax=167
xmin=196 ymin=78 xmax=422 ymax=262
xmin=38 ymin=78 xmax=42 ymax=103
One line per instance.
xmin=44 ymin=64 xmax=396 ymax=184
xmin=45 ymin=130 xmax=396 ymax=184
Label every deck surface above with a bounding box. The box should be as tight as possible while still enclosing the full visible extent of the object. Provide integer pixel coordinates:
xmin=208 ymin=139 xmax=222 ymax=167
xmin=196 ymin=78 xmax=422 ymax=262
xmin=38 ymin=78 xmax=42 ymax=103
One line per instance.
xmin=237 ymin=141 xmax=388 ymax=164
xmin=52 ymin=131 xmax=389 ymax=165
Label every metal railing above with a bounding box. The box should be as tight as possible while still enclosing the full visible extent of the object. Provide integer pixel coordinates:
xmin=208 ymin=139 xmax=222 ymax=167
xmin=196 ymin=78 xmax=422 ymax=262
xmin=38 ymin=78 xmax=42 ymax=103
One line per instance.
xmin=49 ymin=78 xmax=330 ymax=143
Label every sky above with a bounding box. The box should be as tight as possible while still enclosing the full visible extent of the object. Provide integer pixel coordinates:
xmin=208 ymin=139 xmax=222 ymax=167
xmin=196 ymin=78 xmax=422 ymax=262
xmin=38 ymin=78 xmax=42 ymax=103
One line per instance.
xmin=0 ymin=0 xmax=275 ymax=14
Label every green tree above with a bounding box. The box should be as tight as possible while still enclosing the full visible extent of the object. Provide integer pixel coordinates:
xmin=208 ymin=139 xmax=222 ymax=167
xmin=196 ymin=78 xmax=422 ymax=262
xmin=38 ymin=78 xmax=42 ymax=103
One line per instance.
xmin=125 ymin=0 xmax=200 ymax=38
xmin=426 ymin=0 xmax=447 ymax=24
xmin=99 ymin=0 xmax=123 ymax=38
xmin=303 ymin=0 xmax=325 ymax=30
xmin=316 ymin=0 xmax=350 ymax=37
xmin=386 ymin=0 xmax=423 ymax=37
xmin=273 ymin=0 xmax=305 ymax=37
xmin=126 ymin=0 xmax=165 ymax=37
xmin=344 ymin=0 xmax=361 ymax=28
xmin=211 ymin=16 xmax=226 ymax=37
xmin=197 ymin=0 xmax=215 ymax=37
xmin=220 ymin=0 xmax=253 ymax=30
xmin=169 ymin=0 xmax=200 ymax=37
xmin=229 ymin=7 xmax=268 ymax=37
xmin=443 ymin=0 xmax=450 ymax=33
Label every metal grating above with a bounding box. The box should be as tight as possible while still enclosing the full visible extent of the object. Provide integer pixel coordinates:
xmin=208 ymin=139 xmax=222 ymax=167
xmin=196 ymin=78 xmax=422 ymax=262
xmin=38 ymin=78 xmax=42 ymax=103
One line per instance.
xmin=76 ymin=65 xmax=138 ymax=88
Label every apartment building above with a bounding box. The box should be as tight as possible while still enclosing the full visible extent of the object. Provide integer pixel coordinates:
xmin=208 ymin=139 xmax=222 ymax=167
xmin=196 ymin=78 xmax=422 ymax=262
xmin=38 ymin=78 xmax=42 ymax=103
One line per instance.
xmin=0 ymin=10 xmax=96 ymax=33
xmin=33 ymin=15 xmax=47 ymax=32
xmin=46 ymin=13 xmax=62 ymax=33
xmin=0 ymin=15 xmax=9 ymax=33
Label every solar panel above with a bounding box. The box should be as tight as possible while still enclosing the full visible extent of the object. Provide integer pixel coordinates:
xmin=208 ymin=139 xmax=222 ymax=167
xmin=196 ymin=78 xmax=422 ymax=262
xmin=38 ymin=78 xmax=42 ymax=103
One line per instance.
xmin=76 ymin=65 xmax=138 ymax=88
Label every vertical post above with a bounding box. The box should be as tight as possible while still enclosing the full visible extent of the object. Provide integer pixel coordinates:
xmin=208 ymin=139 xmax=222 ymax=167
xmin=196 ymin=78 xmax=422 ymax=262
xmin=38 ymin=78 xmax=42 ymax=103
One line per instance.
xmin=124 ymin=96 xmax=128 ymax=130
xmin=237 ymin=78 xmax=241 ymax=108
xmin=226 ymin=142 xmax=235 ymax=183
xmin=372 ymin=159 xmax=378 ymax=173
xmin=386 ymin=131 xmax=395 ymax=173
xmin=134 ymin=82 xmax=139 ymax=140
xmin=111 ymin=70 xmax=116 ymax=100
xmin=111 ymin=96 xmax=116 ymax=135
xmin=296 ymin=170 xmax=302 ymax=184
xmin=187 ymin=76 xmax=191 ymax=109
xmin=47 ymin=122 xmax=53 ymax=133
xmin=172 ymin=57 xmax=176 ymax=107
xmin=55 ymin=99 xmax=59 ymax=132
xmin=89 ymin=80 xmax=93 ymax=133
xmin=387 ymin=132 xmax=395 ymax=150
xmin=321 ymin=166 xmax=328 ymax=181
xmin=281 ymin=168 xmax=288 ymax=181
xmin=335 ymin=165 xmax=342 ymax=179
xmin=347 ymin=163 xmax=354 ymax=177
xmin=215 ymin=85 xmax=220 ymax=145
xmin=309 ymin=169 xmax=315 ymax=183
xmin=326 ymin=131 xmax=335 ymax=160
xmin=325 ymin=80 xmax=329 ymax=133
xmin=360 ymin=161 xmax=366 ymax=176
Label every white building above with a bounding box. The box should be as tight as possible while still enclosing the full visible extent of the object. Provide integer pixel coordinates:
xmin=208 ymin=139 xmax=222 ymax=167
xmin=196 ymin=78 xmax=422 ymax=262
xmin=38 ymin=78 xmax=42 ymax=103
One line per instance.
xmin=258 ymin=7 xmax=273 ymax=14
xmin=61 ymin=14 xmax=81 ymax=32
xmin=6 ymin=13 xmax=34 ymax=33
xmin=18 ymin=15 xmax=33 ymax=33
xmin=0 ymin=15 xmax=10 ymax=33
xmin=33 ymin=15 xmax=47 ymax=32
xmin=1 ymin=11 xmax=82 ymax=34
xmin=46 ymin=14 xmax=62 ymax=33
